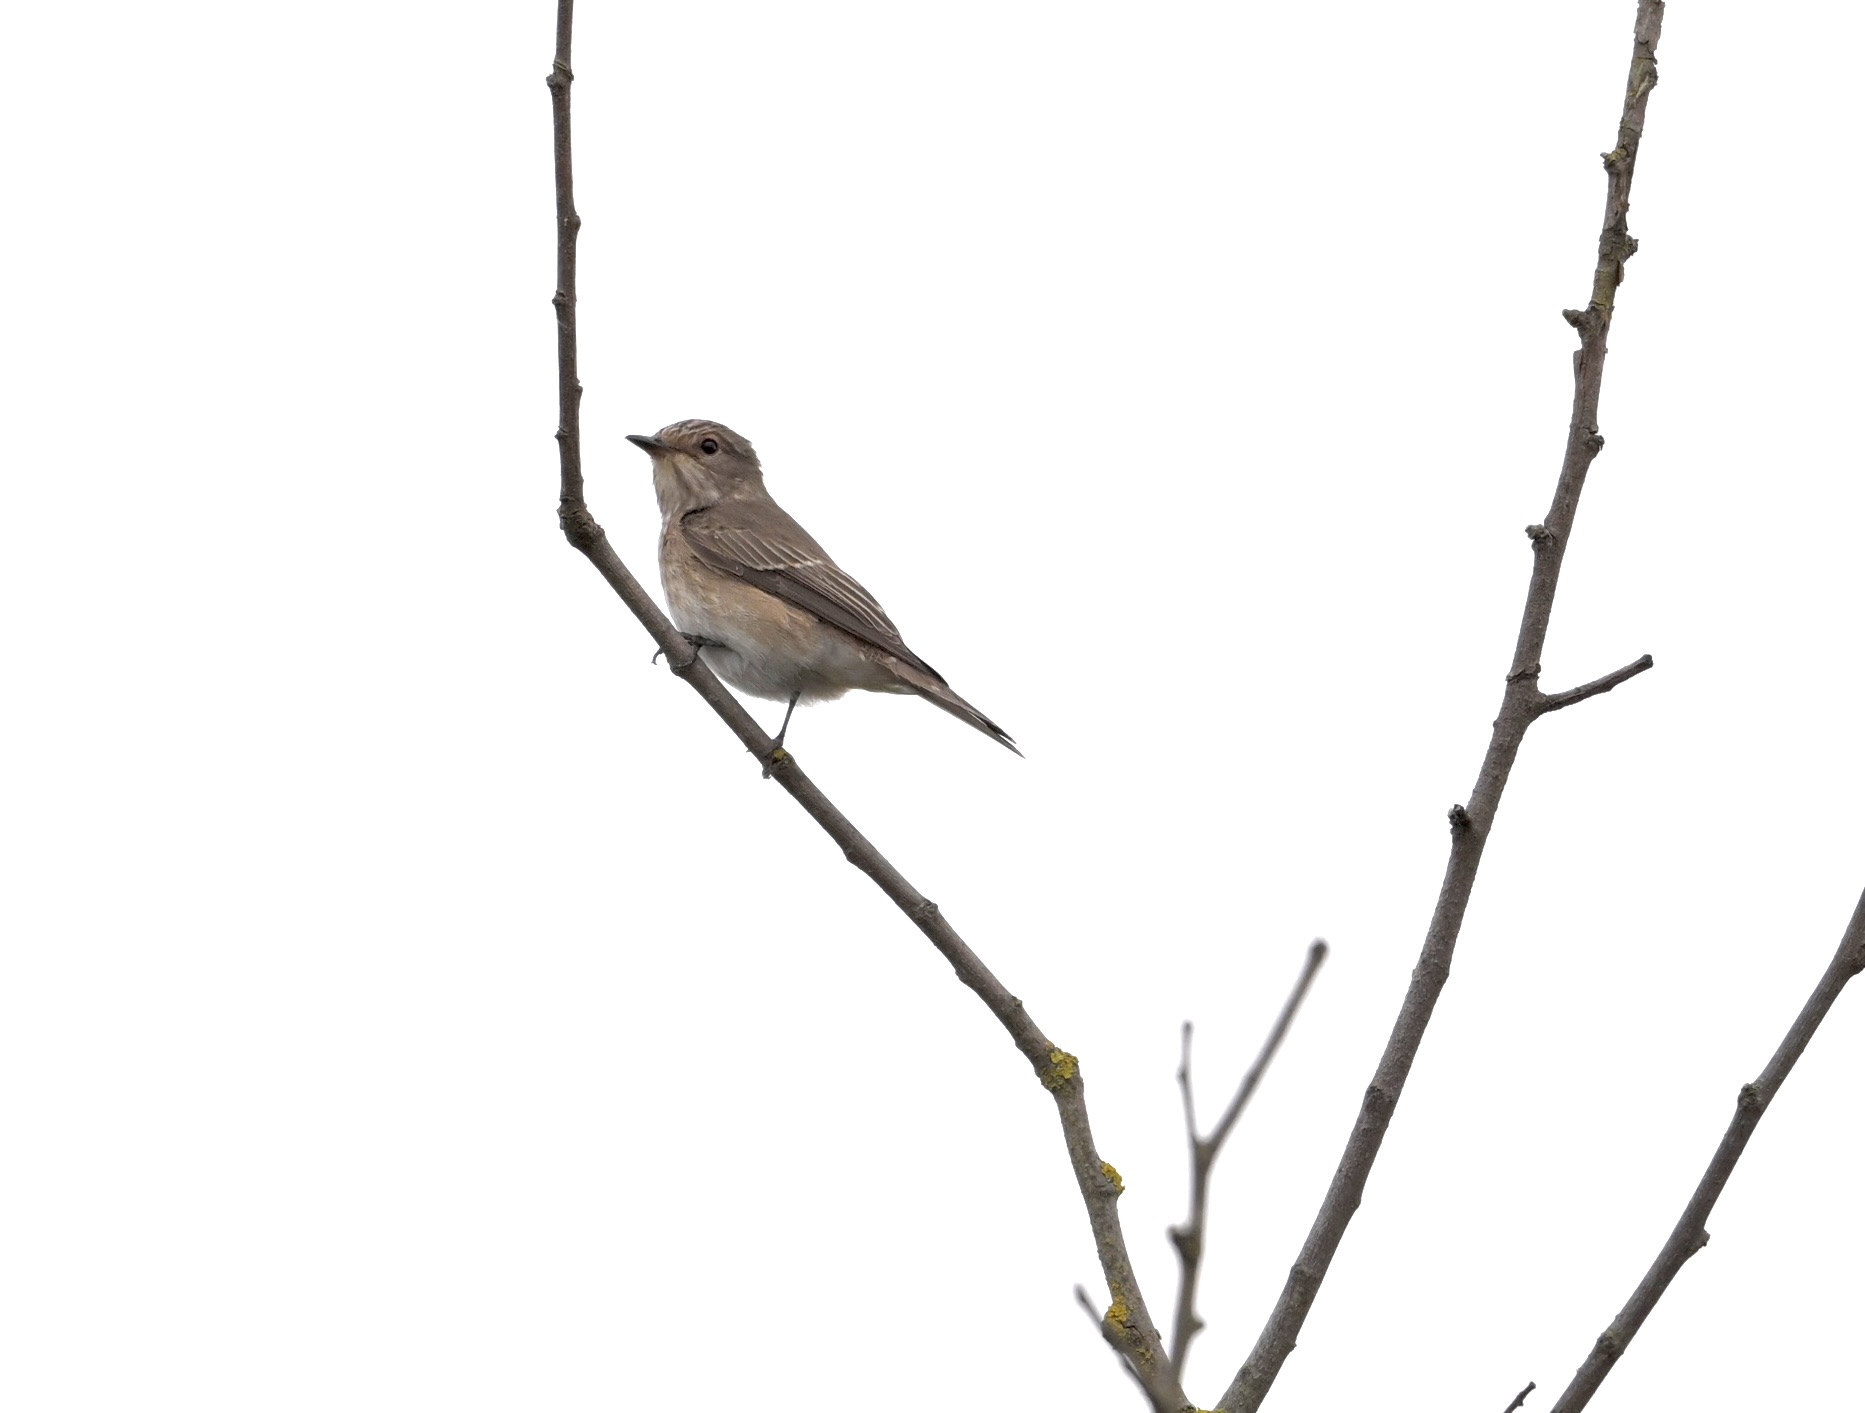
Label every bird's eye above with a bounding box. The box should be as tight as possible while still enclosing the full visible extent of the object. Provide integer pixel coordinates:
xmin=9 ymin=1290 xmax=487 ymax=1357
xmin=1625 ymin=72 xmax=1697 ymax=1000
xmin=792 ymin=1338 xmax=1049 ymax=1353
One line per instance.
xmin=699 ymin=438 xmax=720 ymax=455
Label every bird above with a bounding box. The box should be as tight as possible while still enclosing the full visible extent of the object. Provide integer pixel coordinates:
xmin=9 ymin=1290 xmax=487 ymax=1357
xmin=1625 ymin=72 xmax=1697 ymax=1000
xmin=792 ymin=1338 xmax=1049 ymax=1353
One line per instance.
xmin=626 ymin=419 xmax=1019 ymax=757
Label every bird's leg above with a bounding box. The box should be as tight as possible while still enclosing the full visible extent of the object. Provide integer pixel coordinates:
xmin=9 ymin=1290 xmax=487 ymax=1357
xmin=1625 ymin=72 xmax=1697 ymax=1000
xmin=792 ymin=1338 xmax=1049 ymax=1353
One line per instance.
xmin=651 ymin=632 xmax=723 ymax=666
xmin=771 ymin=691 xmax=801 ymax=752
xmin=761 ymin=692 xmax=802 ymax=779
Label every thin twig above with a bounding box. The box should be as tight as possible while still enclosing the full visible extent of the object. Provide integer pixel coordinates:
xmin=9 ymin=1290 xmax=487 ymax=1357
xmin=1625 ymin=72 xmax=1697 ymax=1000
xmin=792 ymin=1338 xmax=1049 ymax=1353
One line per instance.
xmin=1502 ymin=1380 xmax=1537 ymax=1413
xmin=544 ymin=9 xmax=1186 ymax=1411
xmin=1545 ymin=886 xmax=1865 ymax=1413
xmin=1536 ymin=653 xmax=1654 ymax=714
xmin=1214 ymin=5 xmax=1665 ymax=1408
xmin=1168 ymin=941 xmax=1328 ymax=1378
xmin=546 ymin=3 xmax=581 ymax=514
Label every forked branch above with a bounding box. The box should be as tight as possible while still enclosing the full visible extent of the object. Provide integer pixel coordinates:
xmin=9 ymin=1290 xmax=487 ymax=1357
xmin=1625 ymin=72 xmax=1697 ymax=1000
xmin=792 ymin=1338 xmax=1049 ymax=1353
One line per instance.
xmin=1168 ymin=941 xmax=1328 ymax=1378
xmin=1214 ymin=5 xmax=1665 ymax=1408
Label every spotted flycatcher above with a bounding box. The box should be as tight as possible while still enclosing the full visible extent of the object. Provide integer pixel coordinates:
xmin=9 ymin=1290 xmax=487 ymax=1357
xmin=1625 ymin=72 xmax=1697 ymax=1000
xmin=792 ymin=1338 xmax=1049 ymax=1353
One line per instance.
xmin=626 ymin=419 xmax=1018 ymax=755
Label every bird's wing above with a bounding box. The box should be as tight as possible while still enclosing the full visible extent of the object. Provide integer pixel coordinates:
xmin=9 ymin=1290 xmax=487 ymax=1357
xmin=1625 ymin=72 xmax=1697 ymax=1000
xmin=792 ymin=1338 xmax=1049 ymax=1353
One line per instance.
xmin=680 ymin=503 xmax=946 ymax=682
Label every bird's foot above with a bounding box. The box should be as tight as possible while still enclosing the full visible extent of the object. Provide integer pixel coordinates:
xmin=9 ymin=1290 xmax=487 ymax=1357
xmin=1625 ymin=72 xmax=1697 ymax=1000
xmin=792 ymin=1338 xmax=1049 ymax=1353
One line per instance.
xmin=651 ymin=632 xmax=722 ymax=666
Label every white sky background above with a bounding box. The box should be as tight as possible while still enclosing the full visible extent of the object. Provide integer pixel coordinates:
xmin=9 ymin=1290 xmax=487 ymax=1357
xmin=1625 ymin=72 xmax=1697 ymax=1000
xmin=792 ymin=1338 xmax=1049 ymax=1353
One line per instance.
xmin=4 ymin=2 xmax=1861 ymax=1409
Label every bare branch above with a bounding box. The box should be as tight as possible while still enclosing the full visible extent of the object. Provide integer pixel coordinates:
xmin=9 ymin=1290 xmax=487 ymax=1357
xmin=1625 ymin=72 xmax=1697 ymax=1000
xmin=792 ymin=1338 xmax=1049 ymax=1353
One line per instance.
xmin=545 ymin=1 xmax=581 ymax=517
xmin=1535 ymin=654 xmax=1654 ymax=715
xmin=1502 ymin=1381 xmax=1537 ymax=1413
xmin=1168 ymin=941 xmax=1328 ymax=1377
xmin=1208 ymin=941 xmax=1330 ymax=1154
xmin=1214 ymin=6 xmax=1667 ymax=1408
xmin=545 ymin=8 xmax=1185 ymax=1410
xmin=1546 ymin=886 xmax=1865 ymax=1413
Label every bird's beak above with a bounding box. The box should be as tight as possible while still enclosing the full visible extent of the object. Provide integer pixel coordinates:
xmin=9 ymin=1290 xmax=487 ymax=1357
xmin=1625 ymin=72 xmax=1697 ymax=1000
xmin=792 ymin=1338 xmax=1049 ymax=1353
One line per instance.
xmin=625 ymin=433 xmax=668 ymax=454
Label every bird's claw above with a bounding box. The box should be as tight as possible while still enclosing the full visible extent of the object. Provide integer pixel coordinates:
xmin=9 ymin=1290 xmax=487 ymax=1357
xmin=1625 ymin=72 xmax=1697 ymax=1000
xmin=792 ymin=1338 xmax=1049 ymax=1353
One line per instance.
xmin=651 ymin=632 xmax=720 ymax=666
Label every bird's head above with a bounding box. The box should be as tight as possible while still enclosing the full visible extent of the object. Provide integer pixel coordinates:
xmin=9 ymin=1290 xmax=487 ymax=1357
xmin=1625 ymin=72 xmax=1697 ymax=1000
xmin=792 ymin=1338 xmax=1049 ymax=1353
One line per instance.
xmin=627 ymin=420 xmax=763 ymax=516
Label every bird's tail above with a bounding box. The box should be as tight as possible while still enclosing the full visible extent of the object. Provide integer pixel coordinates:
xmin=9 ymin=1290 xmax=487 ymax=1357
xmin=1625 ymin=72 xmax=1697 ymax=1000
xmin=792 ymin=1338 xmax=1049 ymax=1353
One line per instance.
xmin=890 ymin=661 xmax=1021 ymax=756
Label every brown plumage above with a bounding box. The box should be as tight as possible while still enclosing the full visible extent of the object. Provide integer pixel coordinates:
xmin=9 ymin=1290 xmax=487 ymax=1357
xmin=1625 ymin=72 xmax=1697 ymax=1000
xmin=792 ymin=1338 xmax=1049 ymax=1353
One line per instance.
xmin=626 ymin=419 xmax=1019 ymax=755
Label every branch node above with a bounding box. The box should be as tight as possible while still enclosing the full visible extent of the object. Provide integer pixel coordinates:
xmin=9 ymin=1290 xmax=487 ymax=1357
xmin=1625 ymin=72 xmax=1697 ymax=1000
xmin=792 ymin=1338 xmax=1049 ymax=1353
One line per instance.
xmin=1041 ymin=1048 xmax=1079 ymax=1091
xmin=1447 ymin=803 xmax=1472 ymax=834
xmin=557 ymin=502 xmax=603 ymax=553
xmin=1525 ymin=522 xmax=1555 ymax=547
xmin=1601 ymin=231 xmax=1640 ymax=266
xmin=1561 ymin=304 xmax=1606 ymax=341
xmin=1501 ymin=1381 xmax=1537 ymax=1413
xmin=1072 ymin=1286 xmax=1150 ymax=1398
xmin=1736 ymin=1082 xmax=1762 ymax=1112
